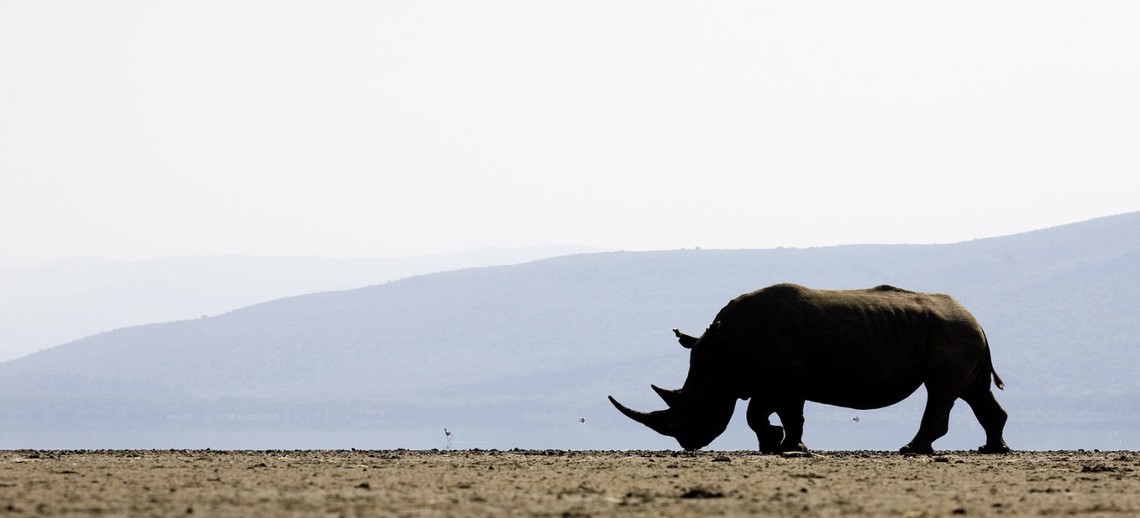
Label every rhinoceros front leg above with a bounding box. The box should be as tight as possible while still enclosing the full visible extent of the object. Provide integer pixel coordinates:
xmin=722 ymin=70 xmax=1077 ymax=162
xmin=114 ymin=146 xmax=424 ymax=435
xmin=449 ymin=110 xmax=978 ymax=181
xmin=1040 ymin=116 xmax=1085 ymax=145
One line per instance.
xmin=745 ymin=400 xmax=783 ymax=453
xmin=775 ymin=399 xmax=808 ymax=453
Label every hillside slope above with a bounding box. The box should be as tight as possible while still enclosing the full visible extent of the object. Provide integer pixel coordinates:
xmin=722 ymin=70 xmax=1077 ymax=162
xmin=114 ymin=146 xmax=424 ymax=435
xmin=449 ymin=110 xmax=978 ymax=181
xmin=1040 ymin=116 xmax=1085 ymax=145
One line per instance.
xmin=0 ymin=246 xmax=595 ymax=362
xmin=0 ymin=213 xmax=1136 ymax=450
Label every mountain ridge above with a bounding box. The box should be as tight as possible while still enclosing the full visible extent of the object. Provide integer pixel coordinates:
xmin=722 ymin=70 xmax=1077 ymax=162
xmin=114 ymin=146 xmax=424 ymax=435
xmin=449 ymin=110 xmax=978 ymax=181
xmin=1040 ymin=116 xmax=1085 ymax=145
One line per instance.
xmin=0 ymin=245 xmax=599 ymax=362
xmin=0 ymin=212 xmax=1136 ymax=450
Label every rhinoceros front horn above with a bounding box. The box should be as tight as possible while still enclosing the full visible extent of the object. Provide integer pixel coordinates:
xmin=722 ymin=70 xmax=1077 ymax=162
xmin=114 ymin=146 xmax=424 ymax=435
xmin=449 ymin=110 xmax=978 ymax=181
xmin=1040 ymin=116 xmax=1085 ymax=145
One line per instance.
xmin=608 ymin=396 xmax=675 ymax=437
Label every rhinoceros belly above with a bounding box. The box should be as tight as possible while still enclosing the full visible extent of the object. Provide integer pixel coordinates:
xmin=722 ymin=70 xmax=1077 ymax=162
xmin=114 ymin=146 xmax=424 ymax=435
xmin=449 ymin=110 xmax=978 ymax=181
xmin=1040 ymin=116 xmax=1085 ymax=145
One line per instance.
xmin=781 ymin=339 xmax=928 ymax=410
xmin=804 ymin=376 xmax=925 ymax=410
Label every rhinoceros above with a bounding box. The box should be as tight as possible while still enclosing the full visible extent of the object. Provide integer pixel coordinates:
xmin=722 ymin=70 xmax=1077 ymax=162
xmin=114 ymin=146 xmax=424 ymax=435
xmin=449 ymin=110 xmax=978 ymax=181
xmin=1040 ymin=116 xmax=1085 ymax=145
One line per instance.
xmin=609 ymin=283 xmax=1010 ymax=454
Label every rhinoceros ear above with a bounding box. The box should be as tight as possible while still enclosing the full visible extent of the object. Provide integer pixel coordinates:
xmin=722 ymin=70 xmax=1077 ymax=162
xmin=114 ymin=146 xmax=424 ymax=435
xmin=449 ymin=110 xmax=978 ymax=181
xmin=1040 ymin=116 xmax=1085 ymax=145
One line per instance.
xmin=651 ymin=384 xmax=683 ymax=408
xmin=673 ymin=328 xmax=699 ymax=349
xmin=608 ymin=396 xmax=675 ymax=437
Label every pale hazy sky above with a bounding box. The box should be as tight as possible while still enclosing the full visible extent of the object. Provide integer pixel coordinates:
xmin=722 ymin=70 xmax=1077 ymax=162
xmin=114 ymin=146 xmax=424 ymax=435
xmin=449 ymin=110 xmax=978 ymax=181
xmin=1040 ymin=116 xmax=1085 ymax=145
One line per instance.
xmin=2 ymin=1 xmax=1138 ymax=269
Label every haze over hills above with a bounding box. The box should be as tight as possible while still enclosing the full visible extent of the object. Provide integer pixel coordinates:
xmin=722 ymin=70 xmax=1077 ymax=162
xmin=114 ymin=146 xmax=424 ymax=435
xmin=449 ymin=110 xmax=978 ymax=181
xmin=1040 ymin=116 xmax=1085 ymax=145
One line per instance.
xmin=0 ymin=213 xmax=1136 ymax=451
xmin=0 ymin=245 xmax=597 ymax=362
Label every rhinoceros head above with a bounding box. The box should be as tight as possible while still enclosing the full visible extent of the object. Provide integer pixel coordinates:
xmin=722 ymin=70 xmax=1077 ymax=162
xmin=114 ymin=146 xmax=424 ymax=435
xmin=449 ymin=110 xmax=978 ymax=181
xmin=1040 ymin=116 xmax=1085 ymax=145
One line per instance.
xmin=608 ymin=324 xmax=738 ymax=451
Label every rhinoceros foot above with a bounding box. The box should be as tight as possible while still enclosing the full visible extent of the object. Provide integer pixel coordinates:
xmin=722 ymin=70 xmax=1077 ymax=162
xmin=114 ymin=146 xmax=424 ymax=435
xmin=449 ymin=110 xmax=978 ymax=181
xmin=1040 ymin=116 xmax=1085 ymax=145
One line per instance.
xmin=757 ymin=424 xmax=784 ymax=454
xmin=977 ymin=443 xmax=1011 ymax=454
xmin=780 ymin=441 xmax=808 ymax=453
xmin=898 ymin=443 xmax=935 ymax=455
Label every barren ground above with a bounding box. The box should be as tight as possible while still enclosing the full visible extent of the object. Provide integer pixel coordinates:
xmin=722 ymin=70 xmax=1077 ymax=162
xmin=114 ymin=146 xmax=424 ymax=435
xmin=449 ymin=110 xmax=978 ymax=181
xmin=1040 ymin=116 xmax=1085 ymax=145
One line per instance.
xmin=1 ymin=450 xmax=1137 ymax=516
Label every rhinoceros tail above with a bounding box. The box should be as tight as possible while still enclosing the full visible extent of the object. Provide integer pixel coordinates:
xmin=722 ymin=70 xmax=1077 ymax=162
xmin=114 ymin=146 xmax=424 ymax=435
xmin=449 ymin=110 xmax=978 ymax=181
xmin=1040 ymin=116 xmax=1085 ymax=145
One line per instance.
xmin=991 ymin=365 xmax=1005 ymax=391
xmin=982 ymin=328 xmax=1005 ymax=391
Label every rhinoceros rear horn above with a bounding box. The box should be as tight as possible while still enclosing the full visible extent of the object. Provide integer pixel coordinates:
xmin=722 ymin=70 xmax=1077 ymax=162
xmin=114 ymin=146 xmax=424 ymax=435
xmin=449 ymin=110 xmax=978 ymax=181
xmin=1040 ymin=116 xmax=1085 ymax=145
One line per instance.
xmin=650 ymin=384 xmax=683 ymax=408
xmin=608 ymin=396 xmax=675 ymax=437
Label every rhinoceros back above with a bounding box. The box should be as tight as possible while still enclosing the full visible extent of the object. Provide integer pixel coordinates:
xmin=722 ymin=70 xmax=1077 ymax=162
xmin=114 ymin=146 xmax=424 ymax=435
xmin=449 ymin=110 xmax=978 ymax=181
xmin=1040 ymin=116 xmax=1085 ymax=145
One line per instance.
xmin=717 ymin=283 xmax=986 ymax=410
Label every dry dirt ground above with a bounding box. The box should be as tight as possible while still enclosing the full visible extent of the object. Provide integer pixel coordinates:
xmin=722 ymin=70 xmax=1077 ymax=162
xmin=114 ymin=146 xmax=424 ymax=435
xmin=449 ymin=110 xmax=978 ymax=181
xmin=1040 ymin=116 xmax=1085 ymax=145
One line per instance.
xmin=1 ymin=450 xmax=1137 ymax=516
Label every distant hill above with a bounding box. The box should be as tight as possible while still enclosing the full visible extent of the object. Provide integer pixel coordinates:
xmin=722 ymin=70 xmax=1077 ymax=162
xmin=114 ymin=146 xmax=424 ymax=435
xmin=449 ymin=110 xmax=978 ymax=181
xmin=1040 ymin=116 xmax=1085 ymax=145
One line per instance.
xmin=0 ymin=214 xmax=1136 ymax=451
xmin=0 ymin=246 xmax=597 ymax=362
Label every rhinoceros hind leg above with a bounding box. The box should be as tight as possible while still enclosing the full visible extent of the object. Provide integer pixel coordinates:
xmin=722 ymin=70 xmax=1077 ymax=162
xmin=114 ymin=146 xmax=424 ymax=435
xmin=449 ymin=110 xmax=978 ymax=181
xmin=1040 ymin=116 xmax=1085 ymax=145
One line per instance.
xmin=901 ymin=394 xmax=955 ymax=454
xmin=960 ymin=383 xmax=1010 ymax=454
